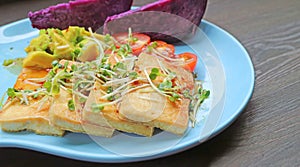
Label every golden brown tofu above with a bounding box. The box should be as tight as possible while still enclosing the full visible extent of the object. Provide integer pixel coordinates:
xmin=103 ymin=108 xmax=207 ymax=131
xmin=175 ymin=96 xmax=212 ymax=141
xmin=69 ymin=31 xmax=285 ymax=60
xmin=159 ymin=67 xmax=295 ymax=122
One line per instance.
xmin=0 ymin=68 xmax=64 ymax=136
xmin=48 ymin=60 xmax=115 ymax=137
xmin=14 ymin=68 xmax=49 ymax=90
xmin=81 ymin=84 xmax=115 ymax=137
xmin=118 ymin=53 xmax=193 ymax=135
xmin=119 ymin=87 xmax=190 ymax=135
xmin=49 ymin=89 xmax=84 ymax=133
xmin=82 ymin=81 xmax=154 ymax=137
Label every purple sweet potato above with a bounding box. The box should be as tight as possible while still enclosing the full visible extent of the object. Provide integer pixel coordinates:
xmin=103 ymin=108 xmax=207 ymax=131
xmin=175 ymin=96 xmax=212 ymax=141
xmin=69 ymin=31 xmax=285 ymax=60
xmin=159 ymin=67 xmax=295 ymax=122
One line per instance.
xmin=28 ymin=0 xmax=133 ymax=31
xmin=104 ymin=0 xmax=207 ymax=43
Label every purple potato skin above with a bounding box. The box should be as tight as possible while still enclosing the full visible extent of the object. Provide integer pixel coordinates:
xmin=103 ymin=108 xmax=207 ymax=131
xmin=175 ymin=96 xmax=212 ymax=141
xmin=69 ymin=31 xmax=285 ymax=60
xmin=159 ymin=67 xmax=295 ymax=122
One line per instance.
xmin=104 ymin=0 xmax=208 ymax=43
xmin=28 ymin=0 xmax=133 ymax=31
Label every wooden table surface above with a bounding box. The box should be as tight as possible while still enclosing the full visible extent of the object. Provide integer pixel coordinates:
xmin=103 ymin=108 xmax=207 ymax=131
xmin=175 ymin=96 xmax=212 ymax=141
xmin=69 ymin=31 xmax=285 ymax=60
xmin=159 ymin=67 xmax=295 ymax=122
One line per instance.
xmin=0 ymin=0 xmax=299 ymax=166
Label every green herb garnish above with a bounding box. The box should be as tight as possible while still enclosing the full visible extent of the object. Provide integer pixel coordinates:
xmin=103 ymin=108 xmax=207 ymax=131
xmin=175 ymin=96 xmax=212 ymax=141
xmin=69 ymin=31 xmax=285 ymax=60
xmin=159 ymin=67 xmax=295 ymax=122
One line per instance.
xmin=43 ymin=81 xmax=52 ymax=92
xmin=71 ymin=64 xmax=78 ymax=72
xmin=68 ymin=99 xmax=75 ymax=111
xmin=72 ymin=48 xmax=81 ymax=60
xmin=76 ymin=36 xmax=84 ymax=44
xmin=168 ymin=92 xmax=180 ymax=102
xmin=107 ymin=86 xmax=113 ymax=94
xmin=2 ymin=59 xmax=14 ymax=66
xmin=129 ymin=71 xmax=138 ymax=79
xmin=117 ymin=44 xmax=132 ymax=57
xmin=198 ymin=88 xmax=210 ymax=103
xmin=104 ymin=34 xmax=111 ymax=42
xmin=147 ymin=41 xmax=158 ymax=51
xmin=113 ymin=62 xmax=126 ymax=71
xmin=158 ymin=80 xmax=172 ymax=90
xmin=7 ymin=88 xmax=17 ymax=98
xmin=91 ymin=103 xmax=104 ymax=113
xmin=149 ymin=68 xmax=160 ymax=80
xmin=52 ymin=60 xmax=59 ymax=67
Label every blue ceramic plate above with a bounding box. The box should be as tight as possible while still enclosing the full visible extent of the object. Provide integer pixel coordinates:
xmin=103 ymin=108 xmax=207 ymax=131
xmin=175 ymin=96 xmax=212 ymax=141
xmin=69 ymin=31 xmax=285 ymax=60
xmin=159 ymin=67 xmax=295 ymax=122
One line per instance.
xmin=0 ymin=18 xmax=254 ymax=163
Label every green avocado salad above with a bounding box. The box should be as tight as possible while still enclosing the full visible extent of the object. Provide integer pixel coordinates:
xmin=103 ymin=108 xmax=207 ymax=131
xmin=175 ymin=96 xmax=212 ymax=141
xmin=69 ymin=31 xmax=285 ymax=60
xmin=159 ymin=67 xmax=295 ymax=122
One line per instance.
xmin=23 ymin=26 xmax=113 ymax=68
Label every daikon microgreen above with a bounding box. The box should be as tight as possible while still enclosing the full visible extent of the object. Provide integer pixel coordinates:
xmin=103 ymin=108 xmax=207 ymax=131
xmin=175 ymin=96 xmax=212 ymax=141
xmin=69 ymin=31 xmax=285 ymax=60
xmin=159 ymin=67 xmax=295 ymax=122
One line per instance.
xmin=68 ymin=99 xmax=75 ymax=111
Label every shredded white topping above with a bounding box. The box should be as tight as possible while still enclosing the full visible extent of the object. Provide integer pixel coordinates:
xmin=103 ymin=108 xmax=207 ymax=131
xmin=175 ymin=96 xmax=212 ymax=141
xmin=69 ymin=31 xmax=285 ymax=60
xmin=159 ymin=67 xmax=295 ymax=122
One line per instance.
xmin=103 ymin=77 xmax=131 ymax=86
xmin=151 ymin=48 xmax=184 ymax=62
xmin=100 ymin=78 xmax=142 ymax=100
xmin=87 ymin=28 xmax=105 ymax=64
xmin=24 ymin=80 xmax=43 ymax=87
xmin=56 ymin=45 xmax=70 ymax=50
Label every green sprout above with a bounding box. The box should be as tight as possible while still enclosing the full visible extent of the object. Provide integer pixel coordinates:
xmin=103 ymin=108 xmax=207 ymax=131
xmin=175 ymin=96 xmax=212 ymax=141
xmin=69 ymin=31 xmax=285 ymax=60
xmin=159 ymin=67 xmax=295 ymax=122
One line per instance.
xmin=104 ymin=34 xmax=111 ymax=42
xmin=91 ymin=103 xmax=105 ymax=113
xmin=158 ymin=80 xmax=172 ymax=90
xmin=128 ymin=71 xmax=138 ymax=79
xmin=117 ymin=44 xmax=132 ymax=57
xmin=198 ymin=88 xmax=210 ymax=103
xmin=7 ymin=88 xmax=17 ymax=98
xmin=2 ymin=59 xmax=14 ymax=66
xmin=149 ymin=68 xmax=160 ymax=80
xmin=168 ymin=92 xmax=180 ymax=102
xmin=147 ymin=41 xmax=158 ymax=51
xmin=68 ymin=99 xmax=75 ymax=111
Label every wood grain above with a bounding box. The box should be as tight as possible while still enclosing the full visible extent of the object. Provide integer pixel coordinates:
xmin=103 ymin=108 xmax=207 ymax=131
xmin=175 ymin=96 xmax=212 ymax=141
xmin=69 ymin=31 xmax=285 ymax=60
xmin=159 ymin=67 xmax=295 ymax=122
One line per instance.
xmin=0 ymin=0 xmax=299 ymax=166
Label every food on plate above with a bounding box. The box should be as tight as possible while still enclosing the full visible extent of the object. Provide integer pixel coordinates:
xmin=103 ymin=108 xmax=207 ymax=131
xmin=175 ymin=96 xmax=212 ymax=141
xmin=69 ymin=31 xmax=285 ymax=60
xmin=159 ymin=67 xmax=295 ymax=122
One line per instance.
xmin=112 ymin=31 xmax=151 ymax=56
xmin=104 ymin=0 xmax=208 ymax=43
xmin=0 ymin=68 xmax=64 ymax=136
xmin=23 ymin=26 xmax=113 ymax=68
xmin=49 ymin=75 xmax=115 ymax=137
xmin=0 ymin=26 xmax=210 ymax=137
xmin=49 ymin=87 xmax=85 ymax=133
xmin=119 ymin=52 xmax=194 ymax=135
xmin=83 ymin=82 xmax=155 ymax=137
xmin=28 ymin=0 xmax=133 ymax=31
xmin=81 ymin=84 xmax=116 ymax=137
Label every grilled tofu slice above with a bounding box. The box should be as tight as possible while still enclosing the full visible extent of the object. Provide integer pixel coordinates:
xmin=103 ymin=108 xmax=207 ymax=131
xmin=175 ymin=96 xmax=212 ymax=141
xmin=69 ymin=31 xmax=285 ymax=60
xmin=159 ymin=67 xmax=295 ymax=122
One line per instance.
xmin=49 ymin=88 xmax=115 ymax=137
xmin=82 ymin=81 xmax=154 ymax=137
xmin=81 ymin=84 xmax=115 ymax=137
xmin=49 ymin=60 xmax=115 ymax=137
xmin=101 ymin=110 xmax=154 ymax=137
xmin=0 ymin=68 xmax=64 ymax=136
xmin=49 ymin=60 xmax=114 ymax=137
xmin=118 ymin=52 xmax=194 ymax=135
xmin=49 ymin=89 xmax=84 ymax=133
xmin=119 ymin=86 xmax=190 ymax=135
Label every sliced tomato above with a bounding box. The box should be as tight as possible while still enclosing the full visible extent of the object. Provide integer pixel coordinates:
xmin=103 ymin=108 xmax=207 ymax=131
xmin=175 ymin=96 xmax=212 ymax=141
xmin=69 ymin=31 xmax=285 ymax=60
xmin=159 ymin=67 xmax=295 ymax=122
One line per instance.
xmin=113 ymin=33 xmax=150 ymax=56
xmin=178 ymin=52 xmax=198 ymax=72
xmin=153 ymin=40 xmax=167 ymax=46
xmin=151 ymin=40 xmax=175 ymax=57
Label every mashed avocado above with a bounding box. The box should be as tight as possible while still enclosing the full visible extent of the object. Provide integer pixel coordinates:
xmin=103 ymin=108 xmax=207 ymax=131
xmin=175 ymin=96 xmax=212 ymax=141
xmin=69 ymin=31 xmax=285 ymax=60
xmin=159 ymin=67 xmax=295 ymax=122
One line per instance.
xmin=23 ymin=51 xmax=56 ymax=69
xmin=23 ymin=26 xmax=108 ymax=68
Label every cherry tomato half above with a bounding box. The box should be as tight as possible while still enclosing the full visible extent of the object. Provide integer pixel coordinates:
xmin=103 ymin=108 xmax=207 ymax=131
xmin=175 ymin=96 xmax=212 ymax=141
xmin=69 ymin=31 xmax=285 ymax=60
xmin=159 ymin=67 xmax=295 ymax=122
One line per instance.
xmin=178 ymin=52 xmax=198 ymax=72
xmin=151 ymin=40 xmax=175 ymax=57
xmin=113 ymin=33 xmax=151 ymax=56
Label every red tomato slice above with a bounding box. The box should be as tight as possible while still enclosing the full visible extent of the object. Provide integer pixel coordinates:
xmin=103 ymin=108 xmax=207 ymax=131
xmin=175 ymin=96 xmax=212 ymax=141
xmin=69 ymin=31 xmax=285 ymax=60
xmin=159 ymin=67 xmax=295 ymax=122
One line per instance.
xmin=151 ymin=40 xmax=175 ymax=57
xmin=178 ymin=52 xmax=198 ymax=72
xmin=113 ymin=33 xmax=150 ymax=56
xmin=154 ymin=40 xmax=167 ymax=46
